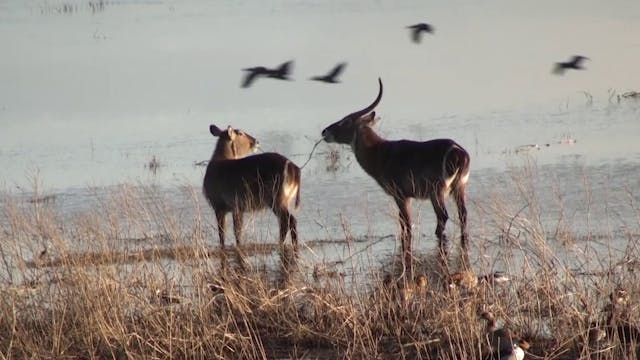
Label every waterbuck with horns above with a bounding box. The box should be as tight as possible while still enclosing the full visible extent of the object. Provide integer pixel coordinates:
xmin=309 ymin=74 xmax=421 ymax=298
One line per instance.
xmin=321 ymin=79 xmax=470 ymax=267
xmin=203 ymin=125 xmax=301 ymax=247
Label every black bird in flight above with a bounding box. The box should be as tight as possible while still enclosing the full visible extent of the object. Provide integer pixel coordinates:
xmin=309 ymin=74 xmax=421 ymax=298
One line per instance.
xmin=310 ymin=62 xmax=347 ymax=84
xmin=407 ymin=23 xmax=435 ymax=43
xmin=241 ymin=60 xmax=294 ymax=88
xmin=552 ymin=55 xmax=590 ymax=75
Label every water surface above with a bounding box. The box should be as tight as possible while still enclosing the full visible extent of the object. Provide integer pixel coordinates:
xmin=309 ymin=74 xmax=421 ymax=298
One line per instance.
xmin=1 ymin=0 xmax=640 ymax=278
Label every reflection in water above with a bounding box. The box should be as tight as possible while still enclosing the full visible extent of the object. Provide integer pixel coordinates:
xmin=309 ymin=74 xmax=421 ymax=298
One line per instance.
xmin=374 ymin=248 xmax=445 ymax=289
xmin=39 ymin=2 xmax=100 ymax=15
xmin=374 ymin=243 xmax=481 ymax=298
xmin=216 ymin=243 xmax=303 ymax=291
xmin=145 ymin=155 xmax=161 ymax=175
xmin=275 ymin=245 xmax=300 ymax=290
xmin=220 ymin=247 xmax=250 ymax=274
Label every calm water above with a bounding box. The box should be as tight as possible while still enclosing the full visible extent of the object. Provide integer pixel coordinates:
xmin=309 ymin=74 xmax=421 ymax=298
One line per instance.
xmin=1 ymin=0 xmax=640 ymax=277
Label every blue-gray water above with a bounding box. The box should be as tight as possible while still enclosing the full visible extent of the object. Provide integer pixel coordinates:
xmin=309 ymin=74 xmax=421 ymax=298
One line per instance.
xmin=1 ymin=0 xmax=640 ymax=277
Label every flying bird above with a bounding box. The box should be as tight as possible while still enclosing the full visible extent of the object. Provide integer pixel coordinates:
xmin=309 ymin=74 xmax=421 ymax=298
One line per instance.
xmin=241 ymin=60 xmax=294 ymax=88
xmin=407 ymin=23 xmax=435 ymax=43
xmin=552 ymin=55 xmax=589 ymax=75
xmin=310 ymin=62 xmax=347 ymax=84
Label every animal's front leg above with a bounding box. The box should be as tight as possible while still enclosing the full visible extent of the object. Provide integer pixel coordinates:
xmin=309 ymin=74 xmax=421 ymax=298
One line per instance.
xmin=232 ymin=210 xmax=243 ymax=246
xmin=215 ymin=209 xmax=227 ymax=247
xmin=396 ymin=197 xmax=414 ymax=277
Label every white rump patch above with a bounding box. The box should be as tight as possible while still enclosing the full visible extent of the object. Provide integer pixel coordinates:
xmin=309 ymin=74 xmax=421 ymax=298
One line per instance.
xmin=443 ymin=173 xmax=457 ymax=196
xmin=283 ymin=182 xmax=299 ymax=205
xmin=441 ymin=145 xmax=470 ymax=196
xmin=460 ymin=169 xmax=470 ymax=185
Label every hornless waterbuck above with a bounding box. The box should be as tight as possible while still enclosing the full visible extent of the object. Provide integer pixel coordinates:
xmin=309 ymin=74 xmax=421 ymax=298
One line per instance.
xmin=203 ymin=125 xmax=301 ymax=247
xmin=321 ymin=78 xmax=470 ymax=266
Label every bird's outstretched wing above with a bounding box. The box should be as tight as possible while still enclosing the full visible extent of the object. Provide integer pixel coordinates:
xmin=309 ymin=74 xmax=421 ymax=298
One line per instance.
xmin=276 ymin=60 xmax=294 ymax=75
xmin=327 ymin=62 xmax=347 ymax=79
xmin=241 ymin=70 xmax=261 ymax=88
xmin=407 ymin=23 xmax=433 ymax=43
xmin=572 ymin=55 xmax=589 ymax=66
xmin=408 ymin=25 xmax=422 ymax=43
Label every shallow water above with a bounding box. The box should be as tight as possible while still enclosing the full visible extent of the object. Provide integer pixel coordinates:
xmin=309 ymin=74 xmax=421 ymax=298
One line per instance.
xmin=1 ymin=0 xmax=640 ymax=280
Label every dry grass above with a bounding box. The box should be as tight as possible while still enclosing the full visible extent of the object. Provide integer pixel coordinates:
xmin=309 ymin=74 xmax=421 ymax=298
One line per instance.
xmin=1 ymin=164 xmax=639 ymax=359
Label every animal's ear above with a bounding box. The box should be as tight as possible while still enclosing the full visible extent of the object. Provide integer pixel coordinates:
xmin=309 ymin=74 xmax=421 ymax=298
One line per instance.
xmin=225 ymin=125 xmax=236 ymax=140
xmin=210 ymin=125 xmax=223 ymax=137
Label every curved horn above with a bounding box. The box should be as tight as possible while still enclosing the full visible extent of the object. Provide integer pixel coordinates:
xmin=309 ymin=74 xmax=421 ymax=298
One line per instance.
xmin=345 ymin=78 xmax=383 ymax=119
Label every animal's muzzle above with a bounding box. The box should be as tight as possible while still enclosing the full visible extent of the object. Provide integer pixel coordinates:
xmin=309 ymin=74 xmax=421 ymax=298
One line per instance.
xmin=321 ymin=129 xmax=333 ymax=142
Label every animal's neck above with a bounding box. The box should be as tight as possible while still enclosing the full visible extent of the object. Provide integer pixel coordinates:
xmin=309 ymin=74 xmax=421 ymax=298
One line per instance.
xmin=352 ymin=126 xmax=385 ymax=176
xmin=211 ymin=141 xmax=236 ymax=161
xmin=485 ymin=318 xmax=497 ymax=333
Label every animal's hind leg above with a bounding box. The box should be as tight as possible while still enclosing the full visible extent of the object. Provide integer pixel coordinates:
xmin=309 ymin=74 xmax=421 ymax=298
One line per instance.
xmin=277 ymin=209 xmax=297 ymax=245
xmin=288 ymin=213 xmax=298 ymax=245
xmin=454 ymin=188 xmax=468 ymax=249
xmin=431 ymin=189 xmax=450 ymax=251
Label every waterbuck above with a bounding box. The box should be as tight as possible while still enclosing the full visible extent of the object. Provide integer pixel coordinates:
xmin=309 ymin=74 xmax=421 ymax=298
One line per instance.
xmin=203 ymin=125 xmax=301 ymax=247
xmin=321 ymin=78 xmax=470 ymax=268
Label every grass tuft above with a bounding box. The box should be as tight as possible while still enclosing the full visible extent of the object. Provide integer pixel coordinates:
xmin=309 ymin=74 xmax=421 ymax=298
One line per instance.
xmin=1 ymin=162 xmax=639 ymax=359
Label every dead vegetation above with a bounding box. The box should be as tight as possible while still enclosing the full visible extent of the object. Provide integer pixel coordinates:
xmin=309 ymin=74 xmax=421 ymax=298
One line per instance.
xmin=1 ymin=165 xmax=639 ymax=359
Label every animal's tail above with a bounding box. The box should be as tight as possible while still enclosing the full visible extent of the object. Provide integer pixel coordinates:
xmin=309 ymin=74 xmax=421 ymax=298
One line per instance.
xmin=286 ymin=161 xmax=301 ymax=210
xmin=444 ymin=143 xmax=471 ymax=196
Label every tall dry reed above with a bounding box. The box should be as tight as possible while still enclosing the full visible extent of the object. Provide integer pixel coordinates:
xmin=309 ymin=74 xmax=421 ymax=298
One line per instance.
xmin=0 ymin=162 xmax=639 ymax=359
